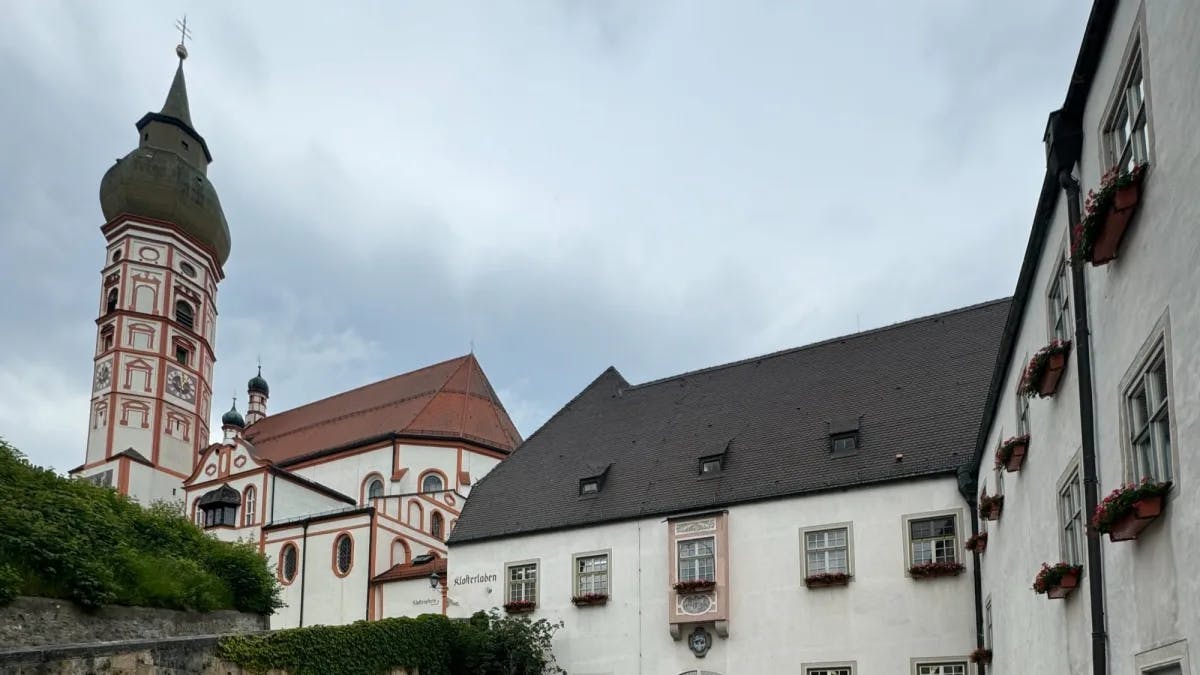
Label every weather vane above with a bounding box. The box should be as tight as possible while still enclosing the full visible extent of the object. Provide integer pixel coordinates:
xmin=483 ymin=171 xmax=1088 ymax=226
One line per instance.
xmin=175 ymin=15 xmax=192 ymax=60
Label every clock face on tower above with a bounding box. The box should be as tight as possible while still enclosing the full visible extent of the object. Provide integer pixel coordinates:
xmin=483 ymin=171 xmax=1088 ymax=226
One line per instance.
xmin=94 ymin=363 xmax=111 ymax=390
xmin=166 ymin=367 xmax=197 ymax=403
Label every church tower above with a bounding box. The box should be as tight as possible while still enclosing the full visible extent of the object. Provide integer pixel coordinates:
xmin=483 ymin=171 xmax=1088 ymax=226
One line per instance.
xmin=72 ymin=40 xmax=230 ymax=503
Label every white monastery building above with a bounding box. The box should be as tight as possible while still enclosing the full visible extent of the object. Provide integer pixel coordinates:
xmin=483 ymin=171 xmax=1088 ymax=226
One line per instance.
xmin=69 ymin=43 xmax=522 ymax=629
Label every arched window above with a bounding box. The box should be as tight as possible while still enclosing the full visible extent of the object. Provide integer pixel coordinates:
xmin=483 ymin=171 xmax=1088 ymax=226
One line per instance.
xmin=106 ymin=288 xmax=118 ymax=314
xmin=367 ymin=478 xmax=384 ymax=500
xmin=421 ymin=473 xmax=444 ymax=493
xmin=430 ymin=512 xmax=444 ymax=541
xmin=175 ymin=300 xmax=194 ymax=330
xmin=333 ymin=534 xmax=353 ymax=576
xmin=243 ymin=486 xmax=257 ymax=526
xmin=280 ymin=543 xmax=298 ymax=583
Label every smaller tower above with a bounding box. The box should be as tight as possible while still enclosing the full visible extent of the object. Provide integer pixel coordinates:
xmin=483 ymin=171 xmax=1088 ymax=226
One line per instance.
xmin=246 ymin=367 xmax=269 ymax=426
xmin=221 ymin=398 xmax=245 ymax=443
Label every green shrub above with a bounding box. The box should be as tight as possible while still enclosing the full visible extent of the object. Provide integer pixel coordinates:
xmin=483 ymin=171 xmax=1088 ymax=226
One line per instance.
xmin=0 ymin=438 xmax=280 ymax=614
xmin=218 ymin=611 xmax=564 ymax=675
xmin=0 ymin=563 xmax=20 ymax=606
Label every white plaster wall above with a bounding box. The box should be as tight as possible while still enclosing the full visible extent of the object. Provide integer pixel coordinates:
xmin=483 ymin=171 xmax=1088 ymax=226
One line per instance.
xmin=378 ymin=579 xmax=443 ymax=619
xmin=126 ymin=461 xmax=185 ymax=506
xmin=449 ymin=477 xmax=974 ymax=674
xmin=291 ymin=446 xmax=393 ymax=503
xmin=397 ymin=445 xmax=458 ymax=493
xmin=266 ymin=514 xmax=371 ymax=629
xmin=460 ymin=451 xmax=501 ymax=497
xmin=269 ymin=476 xmax=351 ymax=522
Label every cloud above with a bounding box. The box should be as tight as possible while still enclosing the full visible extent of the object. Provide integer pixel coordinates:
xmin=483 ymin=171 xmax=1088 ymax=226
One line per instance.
xmin=0 ymin=1 xmax=1091 ymax=471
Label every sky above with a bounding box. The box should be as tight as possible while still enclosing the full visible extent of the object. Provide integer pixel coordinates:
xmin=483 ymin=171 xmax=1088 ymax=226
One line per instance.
xmin=0 ymin=1 xmax=1091 ymax=472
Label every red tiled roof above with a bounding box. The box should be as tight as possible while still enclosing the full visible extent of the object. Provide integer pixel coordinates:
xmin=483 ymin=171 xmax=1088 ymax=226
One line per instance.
xmin=243 ymin=355 xmax=521 ymax=464
xmin=372 ymin=557 xmax=447 ymax=583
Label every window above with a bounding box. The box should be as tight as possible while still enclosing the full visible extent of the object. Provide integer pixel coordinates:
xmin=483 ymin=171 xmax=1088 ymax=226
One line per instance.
xmin=101 ymin=326 xmax=115 ymax=352
xmin=175 ymin=345 xmax=190 ymax=365
xmin=1127 ymin=350 xmax=1172 ymax=482
xmin=804 ymin=526 xmax=850 ymax=576
xmin=431 ymin=512 xmax=444 ymax=540
xmin=1016 ymin=390 xmax=1030 ymax=437
xmin=1145 ymin=667 xmax=1183 ymax=675
xmin=202 ymin=505 xmax=237 ymax=528
xmin=334 ymin=534 xmax=353 ymax=576
xmin=677 ymin=537 xmax=716 ymax=582
xmin=699 ymin=455 xmax=723 ymax=476
xmin=367 ymin=478 xmax=384 ymax=500
xmin=985 ymin=597 xmax=993 ymax=651
xmin=1059 ymin=468 xmax=1085 ymax=565
xmin=421 ymin=473 xmax=444 ymax=493
xmin=106 ymin=288 xmax=119 ymax=314
xmin=1048 ymin=256 xmax=1072 ymax=341
xmin=507 ymin=562 xmax=538 ymax=603
xmin=179 ymin=261 xmax=197 ymax=278
xmin=280 ymin=543 xmax=298 ymax=583
xmin=243 ymin=486 xmax=257 ymax=526
xmin=112 ymin=250 xmax=122 ymax=262
xmin=574 ymin=552 xmax=609 ymax=595
xmin=175 ymin=300 xmax=194 ymax=330
xmin=580 ymin=478 xmax=599 ymax=495
xmin=806 ymin=668 xmax=853 ymax=675
xmin=916 ymin=664 xmax=966 ymax=675
xmin=1105 ymin=46 xmax=1150 ymax=173
xmin=908 ymin=515 xmax=958 ymax=566
xmin=830 ymin=432 xmax=858 ymax=453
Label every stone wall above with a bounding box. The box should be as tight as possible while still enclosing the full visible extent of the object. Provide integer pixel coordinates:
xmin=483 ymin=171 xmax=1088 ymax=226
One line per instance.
xmin=0 ymin=596 xmax=268 ymax=649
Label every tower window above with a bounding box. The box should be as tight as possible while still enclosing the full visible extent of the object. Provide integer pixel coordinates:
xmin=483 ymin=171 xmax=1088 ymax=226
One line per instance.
xmin=112 ymin=250 xmax=122 ymax=262
xmin=106 ymin=289 xmax=119 ymax=314
xmin=179 ymin=261 xmax=197 ymax=278
xmin=175 ymin=300 xmax=195 ymax=330
xmin=175 ymin=346 xmax=190 ymax=365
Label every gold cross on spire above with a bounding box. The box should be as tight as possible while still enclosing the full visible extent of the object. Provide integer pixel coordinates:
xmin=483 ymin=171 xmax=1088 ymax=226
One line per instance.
xmin=174 ymin=15 xmax=192 ymax=60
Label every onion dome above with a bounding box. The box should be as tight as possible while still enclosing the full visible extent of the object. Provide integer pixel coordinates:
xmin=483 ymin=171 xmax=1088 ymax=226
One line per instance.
xmin=247 ymin=366 xmax=269 ymax=397
xmin=99 ymin=52 xmax=230 ymax=265
xmin=221 ymin=399 xmax=245 ymax=428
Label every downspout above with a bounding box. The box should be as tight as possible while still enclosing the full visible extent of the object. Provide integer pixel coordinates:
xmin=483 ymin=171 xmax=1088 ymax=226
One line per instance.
xmin=366 ymin=508 xmax=376 ymax=621
xmin=960 ymin=467 xmax=986 ymax=668
xmin=1060 ymin=168 xmax=1108 ymax=675
xmin=299 ymin=521 xmax=309 ymax=628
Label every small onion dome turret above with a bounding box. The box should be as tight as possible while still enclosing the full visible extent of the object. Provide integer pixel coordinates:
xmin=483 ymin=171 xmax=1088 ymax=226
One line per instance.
xmin=221 ymin=399 xmax=245 ymax=428
xmin=248 ymin=366 xmax=269 ymax=397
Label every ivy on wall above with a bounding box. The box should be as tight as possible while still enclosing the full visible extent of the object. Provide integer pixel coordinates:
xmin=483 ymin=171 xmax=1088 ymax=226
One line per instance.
xmin=218 ymin=611 xmax=564 ymax=675
xmin=0 ymin=439 xmax=280 ymax=614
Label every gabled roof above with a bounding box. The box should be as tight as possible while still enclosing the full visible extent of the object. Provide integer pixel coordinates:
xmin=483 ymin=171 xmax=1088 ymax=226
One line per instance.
xmin=450 ymin=299 xmax=1011 ymax=544
xmin=372 ymin=557 xmax=447 ymax=584
xmin=112 ymin=447 xmax=153 ymax=467
xmin=243 ymin=355 xmax=521 ymax=464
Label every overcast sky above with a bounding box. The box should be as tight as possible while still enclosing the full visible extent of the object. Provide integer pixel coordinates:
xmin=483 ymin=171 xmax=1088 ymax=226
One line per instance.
xmin=0 ymin=1 xmax=1090 ymax=472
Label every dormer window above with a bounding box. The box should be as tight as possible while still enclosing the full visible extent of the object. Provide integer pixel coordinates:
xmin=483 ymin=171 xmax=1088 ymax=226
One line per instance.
xmin=831 ymin=432 xmax=858 ymax=453
xmin=699 ymin=455 xmax=724 ymax=476
xmin=580 ymin=479 xmax=600 ymax=496
xmin=578 ymin=463 xmax=610 ymax=497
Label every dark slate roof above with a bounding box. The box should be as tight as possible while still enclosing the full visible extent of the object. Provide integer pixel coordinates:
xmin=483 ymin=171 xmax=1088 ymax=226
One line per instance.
xmin=450 ymin=299 xmax=1012 ymax=545
xmin=197 ymin=483 xmax=241 ymax=507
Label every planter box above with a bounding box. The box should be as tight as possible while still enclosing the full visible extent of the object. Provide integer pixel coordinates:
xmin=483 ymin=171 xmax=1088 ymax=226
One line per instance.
xmin=503 ymin=602 xmax=536 ymax=614
xmin=1108 ymin=495 xmax=1165 ymax=542
xmin=673 ymin=580 xmax=716 ymax=594
xmin=1047 ymin=571 xmax=1079 ymax=600
xmin=804 ymin=574 xmax=851 ymax=589
xmin=909 ymin=562 xmax=965 ymax=579
xmin=1004 ymin=441 xmax=1028 ymax=472
xmin=1037 ymin=352 xmax=1067 ymax=397
xmin=979 ymin=500 xmax=1003 ymax=521
xmin=965 ymin=535 xmax=988 ymax=554
xmin=571 ymin=595 xmax=609 ymax=607
xmin=1091 ymin=183 xmax=1142 ymax=265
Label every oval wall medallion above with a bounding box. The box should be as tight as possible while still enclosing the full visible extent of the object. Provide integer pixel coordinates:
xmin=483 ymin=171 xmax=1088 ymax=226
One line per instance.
xmin=138 ymin=246 xmax=161 ymax=262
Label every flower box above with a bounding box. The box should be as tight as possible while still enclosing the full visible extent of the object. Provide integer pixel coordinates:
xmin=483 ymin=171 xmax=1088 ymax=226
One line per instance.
xmin=969 ymin=648 xmax=993 ymax=665
xmin=964 ymin=532 xmax=988 ymax=554
xmin=673 ymin=579 xmax=716 ymax=594
xmin=1073 ymin=163 xmax=1147 ymax=265
xmin=1018 ymin=341 xmax=1071 ymax=398
xmin=909 ymin=561 xmax=965 ymax=579
xmin=1033 ymin=562 xmax=1082 ymax=600
xmin=995 ymin=435 xmax=1030 ymax=472
xmin=503 ymin=600 xmax=537 ymax=614
xmin=804 ymin=572 xmax=851 ymax=588
xmin=979 ymin=494 xmax=1004 ymax=521
xmin=1092 ymin=480 xmax=1171 ymax=542
xmin=571 ymin=593 xmax=609 ymax=607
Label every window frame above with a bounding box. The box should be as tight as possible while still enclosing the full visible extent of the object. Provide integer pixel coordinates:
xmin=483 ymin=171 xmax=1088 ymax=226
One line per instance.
xmin=1101 ymin=18 xmax=1154 ymax=174
xmin=830 ymin=431 xmax=858 ymax=454
xmin=698 ymin=454 xmax=724 ymax=477
xmin=901 ymin=509 xmax=962 ymax=573
xmin=279 ymin=543 xmax=299 ymax=585
xmin=1134 ymin=637 xmax=1190 ymax=675
xmin=420 ymin=472 xmax=445 ymax=494
xmin=676 ymin=535 xmax=717 ymax=583
xmin=242 ymin=485 xmax=257 ymax=527
xmin=1057 ymin=458 xmax=1086 ymax=566
xmin=332 ymin=533 xmax=354 ymax=578
xmin=802 ymin=663 xmax=856 ymax=675
xmin=1119 ymin=315 xmax=1177 ymax=485
xmin=800 ymin=521 xmax=854 ymax=580
xmin=572 ymin=549 xmax=611 ymax=597
xmin=202 ymin=504 xmax=238 ymax=528
xmin=504 ymin=559 xmax=540 ymax=605
xmin=911 ymin=661 xmax=969 ymax=675
xmin=174 ymin=300 xmax=195 ymax=331
xmin=430 ymin=511 xmax=444 ymax=540
xmin=1046 ymin=251 xmax=1072 ymax=342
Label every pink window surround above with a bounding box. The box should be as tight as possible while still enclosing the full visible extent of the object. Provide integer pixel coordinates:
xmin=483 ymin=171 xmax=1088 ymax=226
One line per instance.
xmin=667 ymin=511 xmax=730 ymax=639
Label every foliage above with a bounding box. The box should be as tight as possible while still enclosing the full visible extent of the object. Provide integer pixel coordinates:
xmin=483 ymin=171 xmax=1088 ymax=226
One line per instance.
xmin=969 ymin=648 xmax=993 ymax=664
xmin=1072 ymin=162 xmax=1147 ymax=262
xmin=993 ymin=435 xmax=1030 ymax=468
xmin=503 ymin=600 xmax=537 ymax=613
xmin=964 ymin=532 xmax=988 ymax=552
xmin=1091 ymin=479 xmax=1171 ymax=533
xmin=570 ymin=593 xmax=609 ymax=606
xmin=0 ymin=563 xmax=20 ymax=606
xmin=978 ymin=493 xmax=1004 ymax=519
xmin=672 ymin=579 xmax=716 ymax=593
xmin=803 ymin=572 xmax=850 ymax=587
xmin=217 ymin=611 xmax=565 ymax=675
xmin=0 ymin=438 xmax=280 ymax=613
xmin=1032 ymin=562 xmax=1081 ymax=594
xmin=1017 ymin=341 xmax=1072 ymax=398
xmin=908 ymin=561 xmax=965 ymax=578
